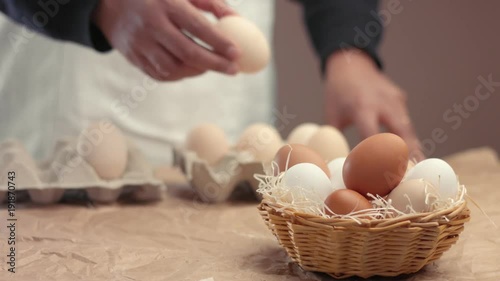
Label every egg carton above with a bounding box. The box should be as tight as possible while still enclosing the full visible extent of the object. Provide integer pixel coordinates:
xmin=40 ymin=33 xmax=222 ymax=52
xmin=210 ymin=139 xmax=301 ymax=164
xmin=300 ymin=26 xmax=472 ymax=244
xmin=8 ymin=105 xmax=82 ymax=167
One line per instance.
xmin=0 ymin=139 xmax=164 ymax=204
xmin=174 ymin=148 xmax=266 ymax=203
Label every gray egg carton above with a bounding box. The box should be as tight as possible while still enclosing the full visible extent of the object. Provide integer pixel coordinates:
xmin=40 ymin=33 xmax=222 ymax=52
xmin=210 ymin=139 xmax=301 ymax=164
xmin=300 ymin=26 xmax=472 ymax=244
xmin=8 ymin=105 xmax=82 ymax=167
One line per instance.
xmin=0 ymin=139 xmax=164 ymax=204
xmin=174 ymin=148 xmax=266 ymax=203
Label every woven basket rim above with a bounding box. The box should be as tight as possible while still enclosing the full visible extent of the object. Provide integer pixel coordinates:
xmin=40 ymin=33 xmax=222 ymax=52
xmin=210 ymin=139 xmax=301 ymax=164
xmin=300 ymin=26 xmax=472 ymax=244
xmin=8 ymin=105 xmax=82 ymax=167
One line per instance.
xmin=259 ymin=198 xmax=469 ymax=229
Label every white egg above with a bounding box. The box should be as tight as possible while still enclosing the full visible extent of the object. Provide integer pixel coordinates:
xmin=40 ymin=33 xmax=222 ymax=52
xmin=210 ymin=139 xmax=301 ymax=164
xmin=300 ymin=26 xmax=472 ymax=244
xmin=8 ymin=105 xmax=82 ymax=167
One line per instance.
xmin=216 ymin=16 xmax=270 ymax=73
xmin=327 ymin=157 xmax=346 ymax=189
xmin=388 ymin=179 xmax=439 ymax=213
xmin=286 ymin=123 xmax=319 ymax=145
xmin=282 ymin=163 xmax=333 ymax=203
xmin=404 ymin=158 xmax=459 ymax=200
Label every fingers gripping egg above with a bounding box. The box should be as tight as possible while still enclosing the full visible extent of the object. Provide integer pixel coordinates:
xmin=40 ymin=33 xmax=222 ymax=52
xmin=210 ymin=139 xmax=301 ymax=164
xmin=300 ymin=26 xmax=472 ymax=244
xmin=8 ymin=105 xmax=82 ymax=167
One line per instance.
xmin=216 ymin=16 xmax=271 ymax=73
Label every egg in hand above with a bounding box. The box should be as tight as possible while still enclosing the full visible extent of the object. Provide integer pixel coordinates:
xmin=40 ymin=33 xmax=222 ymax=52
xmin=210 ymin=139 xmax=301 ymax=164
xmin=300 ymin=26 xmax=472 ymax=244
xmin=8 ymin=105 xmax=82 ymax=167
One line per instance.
xmin=216 ymin=16 xmax=270 ymax=73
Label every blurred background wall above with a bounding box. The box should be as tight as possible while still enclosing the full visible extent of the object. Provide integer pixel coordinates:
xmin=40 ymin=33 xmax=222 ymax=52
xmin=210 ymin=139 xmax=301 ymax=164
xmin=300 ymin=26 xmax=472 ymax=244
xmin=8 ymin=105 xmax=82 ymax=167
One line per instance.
xmin=274 ymin=0 xmax=500 ymax=158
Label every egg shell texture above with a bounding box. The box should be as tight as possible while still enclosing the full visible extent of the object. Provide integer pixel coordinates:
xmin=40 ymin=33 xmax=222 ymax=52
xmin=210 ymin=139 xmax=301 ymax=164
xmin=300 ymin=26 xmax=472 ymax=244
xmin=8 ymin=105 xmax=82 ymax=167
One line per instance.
xmin=324 ymin=189 xmax=373 ymax=216
xmin=78 ymin=121 xmax=128 ymax=180
xmin=343 ymin=133 xmax=409 ymax=197
xmin=186 ymin=123 xmax=229 ymax=165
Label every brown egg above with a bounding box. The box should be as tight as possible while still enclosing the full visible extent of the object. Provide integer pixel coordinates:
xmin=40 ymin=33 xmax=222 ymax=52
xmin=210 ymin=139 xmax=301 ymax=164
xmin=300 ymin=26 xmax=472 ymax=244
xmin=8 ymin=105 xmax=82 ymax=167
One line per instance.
xmin=343 ymin=133 xmax=409 ymax=198
xmin=324 ymin=189 xmax=373 ymax=216
xmin=274 ymin=144 xmax=330 ymax=177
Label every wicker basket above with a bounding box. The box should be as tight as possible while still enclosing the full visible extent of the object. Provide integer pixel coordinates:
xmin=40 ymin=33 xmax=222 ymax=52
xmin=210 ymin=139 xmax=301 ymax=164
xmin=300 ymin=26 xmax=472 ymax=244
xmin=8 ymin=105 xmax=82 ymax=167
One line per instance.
xmin=258 ymin=199 xmax=470 ymax=279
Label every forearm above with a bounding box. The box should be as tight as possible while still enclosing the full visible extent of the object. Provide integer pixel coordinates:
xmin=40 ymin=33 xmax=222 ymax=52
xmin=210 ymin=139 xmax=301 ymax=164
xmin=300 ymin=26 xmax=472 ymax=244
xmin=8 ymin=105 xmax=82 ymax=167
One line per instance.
xmin=0 ymin=0 xmax=111 ymax=51
xmin=298 ymin=0 xmax=383 ymax=73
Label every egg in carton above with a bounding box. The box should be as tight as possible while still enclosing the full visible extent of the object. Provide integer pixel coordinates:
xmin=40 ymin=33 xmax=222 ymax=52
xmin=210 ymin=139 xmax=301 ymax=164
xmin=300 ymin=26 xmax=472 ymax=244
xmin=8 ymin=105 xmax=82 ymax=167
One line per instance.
xmin=0 ymin=122 xmax=164 ymax=205
xmin=176 ymin=122 xmax=354 ymax=203
xmin=175 ymin=123 xmax=286 ymax=203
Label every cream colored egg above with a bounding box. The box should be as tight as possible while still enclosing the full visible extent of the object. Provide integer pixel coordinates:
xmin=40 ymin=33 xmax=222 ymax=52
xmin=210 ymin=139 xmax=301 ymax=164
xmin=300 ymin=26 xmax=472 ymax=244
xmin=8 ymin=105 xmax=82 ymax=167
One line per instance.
xmin=287 ymin=123 xmax=319 ymax=144
xmin=77 ymin=121 xmax=128 ymax=180
xmin=236 ymin=123 xmax=283 ymax=163
xmin=388 ymin=179 xmax=439 ymax=214
xmin=307 ymin=126 xmax=350 ymax=162
xmin=404 ymin=158 xmax=459 ymax=200
xmin=186 ymin=123 xmax=229 ymax=165
xmin=216 ymin=16 xmax=270 ymax=73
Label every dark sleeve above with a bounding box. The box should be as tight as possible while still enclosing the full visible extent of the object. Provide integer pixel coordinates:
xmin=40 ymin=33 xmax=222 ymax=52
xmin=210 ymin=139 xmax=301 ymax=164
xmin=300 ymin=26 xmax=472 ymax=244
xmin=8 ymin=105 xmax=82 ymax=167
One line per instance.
xmin=297 ymin=0 xmax=383 ymax=72
xmin=0 ymin=0 xmax=111 ymax=52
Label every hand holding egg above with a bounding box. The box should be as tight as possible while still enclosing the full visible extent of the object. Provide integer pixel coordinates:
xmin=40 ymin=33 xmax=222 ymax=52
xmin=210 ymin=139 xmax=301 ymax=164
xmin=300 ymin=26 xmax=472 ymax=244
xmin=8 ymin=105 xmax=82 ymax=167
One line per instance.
xmin=216 ymin=16 xmax=271 ymax=73
xmin=94 ymin=0 xmax=242 ymax=81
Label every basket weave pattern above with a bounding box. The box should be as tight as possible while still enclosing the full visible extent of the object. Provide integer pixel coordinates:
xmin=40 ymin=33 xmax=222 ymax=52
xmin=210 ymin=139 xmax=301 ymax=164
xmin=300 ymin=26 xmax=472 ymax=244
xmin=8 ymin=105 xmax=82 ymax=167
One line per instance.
xmin=258 ymin=200 xmax=470 ymax=279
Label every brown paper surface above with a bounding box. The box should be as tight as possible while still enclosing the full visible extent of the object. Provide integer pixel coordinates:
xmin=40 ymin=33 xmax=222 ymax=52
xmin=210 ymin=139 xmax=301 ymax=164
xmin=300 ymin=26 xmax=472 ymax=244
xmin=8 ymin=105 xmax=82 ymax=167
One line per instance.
xmin=1 ymin=147 xmax=499 ymax=281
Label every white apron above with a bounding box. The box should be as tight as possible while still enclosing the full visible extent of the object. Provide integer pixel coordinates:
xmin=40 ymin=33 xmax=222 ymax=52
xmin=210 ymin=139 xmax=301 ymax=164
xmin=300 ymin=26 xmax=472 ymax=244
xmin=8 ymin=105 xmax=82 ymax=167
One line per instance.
xmin=0 ymin=1 xmax=276 ymax=164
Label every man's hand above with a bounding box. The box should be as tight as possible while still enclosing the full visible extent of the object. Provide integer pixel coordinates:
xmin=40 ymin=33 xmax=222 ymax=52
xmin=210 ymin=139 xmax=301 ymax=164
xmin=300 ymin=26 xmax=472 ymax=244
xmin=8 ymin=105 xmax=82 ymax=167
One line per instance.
xmin=93 ymin=0 xmax=240 ymax=81
xmin=324 ymin=49 xmax=424 ymax=161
